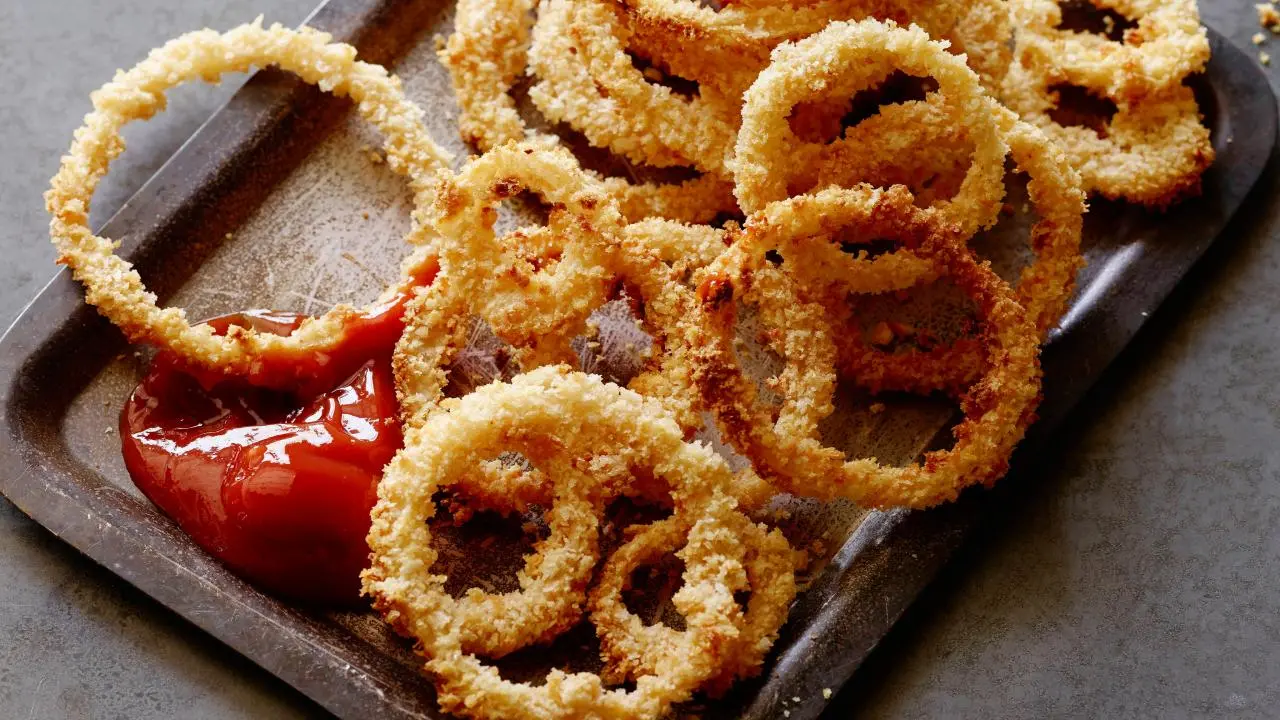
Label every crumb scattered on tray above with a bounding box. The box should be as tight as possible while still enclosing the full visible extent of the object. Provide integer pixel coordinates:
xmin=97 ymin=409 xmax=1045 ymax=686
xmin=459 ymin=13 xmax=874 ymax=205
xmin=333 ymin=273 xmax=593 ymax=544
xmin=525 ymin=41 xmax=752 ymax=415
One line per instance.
xmin=1260 ymin=3 xmax=1280 ymax=33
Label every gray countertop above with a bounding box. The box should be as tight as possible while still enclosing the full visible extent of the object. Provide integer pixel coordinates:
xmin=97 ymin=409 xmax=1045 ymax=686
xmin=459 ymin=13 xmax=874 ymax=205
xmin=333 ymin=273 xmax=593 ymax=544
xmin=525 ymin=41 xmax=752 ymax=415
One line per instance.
xmin=1 ymin=1 xmax=1276 ymax=718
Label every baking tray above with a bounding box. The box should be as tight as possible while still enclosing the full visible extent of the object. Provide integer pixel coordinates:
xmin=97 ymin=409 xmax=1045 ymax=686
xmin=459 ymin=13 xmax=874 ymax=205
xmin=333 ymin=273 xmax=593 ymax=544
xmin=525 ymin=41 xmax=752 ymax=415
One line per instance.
xmin=0 ymin=0 xmax=1272 ymax=716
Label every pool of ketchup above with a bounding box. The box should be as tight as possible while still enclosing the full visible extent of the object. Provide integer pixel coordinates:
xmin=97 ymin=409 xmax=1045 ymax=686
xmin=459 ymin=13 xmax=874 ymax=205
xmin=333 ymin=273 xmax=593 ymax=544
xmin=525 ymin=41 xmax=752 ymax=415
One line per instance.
xmin=120 ymin=265 xmax=434 ymax=606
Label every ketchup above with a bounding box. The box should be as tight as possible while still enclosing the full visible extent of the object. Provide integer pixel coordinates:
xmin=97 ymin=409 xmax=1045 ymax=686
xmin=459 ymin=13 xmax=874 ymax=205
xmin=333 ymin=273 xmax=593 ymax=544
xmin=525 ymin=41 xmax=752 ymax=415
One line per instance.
xmin=120 ymin=267 xmax=434 ymax=606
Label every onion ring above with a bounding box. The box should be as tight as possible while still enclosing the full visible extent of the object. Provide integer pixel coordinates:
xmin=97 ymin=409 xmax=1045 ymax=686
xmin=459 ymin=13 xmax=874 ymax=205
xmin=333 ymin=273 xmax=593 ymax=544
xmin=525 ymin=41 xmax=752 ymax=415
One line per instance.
xmin=394 ymin=142 xmax=620 ymax=423
xmin=364 ymin=366 xmax=757 ymax=719
xmin=440 ymin=0 xmax=739 ymax=222
xmin=451 ymin=454 xmax=607 ymax=658
xmin=761 ymin=94 xmax=1082 ymax=396
xmin=398 ymin=172 xmax=779 ymax=509
xmin=1001 ymin=58 xmax=1213 ymax=208
xmin=592 ymin=512 xmax=796 ymax=697
xmin=1010 ymin=0 xmax=1210 ymax=99
xmin=45 ymin=20 xmax=453 ymax=386
xmin=692 ymin=185 xmax=1043 ymax=508
xmin=774 ymin=108 xmax=1083 ymax=399
xmin=806 ymin=105 xmax=1085 ymax=328
xmin=395 ymin=143 xmax=733 ymax=459
xmin=621 ymin=0 xmax=1010 ymax=102
xmin=733 ymin=19 xmax=1009 ymax=236
xmin=528 ymin=0 xmax=738 ymax=173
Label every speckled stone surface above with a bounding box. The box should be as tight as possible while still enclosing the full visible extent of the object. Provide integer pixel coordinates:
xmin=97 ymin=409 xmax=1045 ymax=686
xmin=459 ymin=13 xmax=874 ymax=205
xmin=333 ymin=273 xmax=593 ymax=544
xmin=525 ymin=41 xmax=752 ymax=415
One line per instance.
xmin=0 ymin=1 xmax=1276 ymax=718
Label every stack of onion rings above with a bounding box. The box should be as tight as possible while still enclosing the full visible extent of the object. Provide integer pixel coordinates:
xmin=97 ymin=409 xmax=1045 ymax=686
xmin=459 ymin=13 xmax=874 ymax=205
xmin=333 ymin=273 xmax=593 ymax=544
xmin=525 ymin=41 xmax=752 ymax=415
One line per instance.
xmin=732 ymin=19 xmax=1085 ymax=396
xmin=690 ymin=184 xmax=1043 ymax=507
xmin=442 ymin=0 xmax=1018 ymax=227
xmin=47 ymin=6 xmax=1220 ymax=717
xmin=440 ymin=0 xmax=739 ymax=223
xmin=393 ymin=141 xmax=725 ymax=434
xmin=814 ymin=108 xmax=1085 ymax=394
xmin=363 ymin=366 xmax=793 ymax=718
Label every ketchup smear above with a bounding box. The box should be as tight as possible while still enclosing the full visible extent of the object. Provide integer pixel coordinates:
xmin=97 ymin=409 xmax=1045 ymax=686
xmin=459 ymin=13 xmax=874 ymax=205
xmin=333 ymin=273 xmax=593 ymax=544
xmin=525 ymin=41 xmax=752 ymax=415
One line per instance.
xmin=120 ymin=266 xmax=434 ymax=606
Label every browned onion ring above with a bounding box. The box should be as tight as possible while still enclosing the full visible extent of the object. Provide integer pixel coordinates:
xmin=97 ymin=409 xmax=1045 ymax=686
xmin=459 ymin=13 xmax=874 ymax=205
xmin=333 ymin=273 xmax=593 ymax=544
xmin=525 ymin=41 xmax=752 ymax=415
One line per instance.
xmin=46 ymin=21 xmax=452 ymax=386
xmin=591 ymin=512 xmax=796 ymax=697
xmin=1010 ymin=0 xmax=1210 ymax=99
xmin=440 ymin=0 xmax=740 ymax=222
xmin=733 ymin=19 xmax=1009 ymax=238
xmin=691 ymin=185 xmax=1043 ymax=508
xmin=365 ymin=366 xmax=763 ymax=719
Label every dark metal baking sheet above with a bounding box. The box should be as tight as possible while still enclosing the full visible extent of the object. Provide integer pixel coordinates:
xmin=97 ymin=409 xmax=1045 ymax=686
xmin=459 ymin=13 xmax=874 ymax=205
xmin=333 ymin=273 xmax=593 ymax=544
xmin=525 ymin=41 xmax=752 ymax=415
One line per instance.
xmin=0 ymin=0 xmax=1271 ymax=716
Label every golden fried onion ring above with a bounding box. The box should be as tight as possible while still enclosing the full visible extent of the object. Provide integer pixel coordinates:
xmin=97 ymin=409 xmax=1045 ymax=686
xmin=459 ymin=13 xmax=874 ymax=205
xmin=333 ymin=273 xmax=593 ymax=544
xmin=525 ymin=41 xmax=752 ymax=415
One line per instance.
xmin=762 ymin=97 xmax=1082 ymax=397
xmin=440 ymin=0 xmax=739 ymax=222
xmin=451 ymin=454 xmax=608 ymax=658
xmin=733 ymin=19 xmax=1009 ymax=236
xmin=365 ymin=366 xmax=764 ymax=719
xmin=1010 ymin=0 xmax=1210 ymax=98
xmin=528 ymin=0 xmax=738 ymax=174
xmin=1001 ymin=59 xmax=1213 ymax=208
xmin=592 ymin=512 xmax=796 ymax=697
xmin=693 ymin=185 xmax=1043 ymax=508
xmin=46 ymin=20 xmax=452 ymax=385
xmin=806 ymin=105 xmax=1086 ymax=330
xmin=394 ymin=142 xmax=620 ymax=422
xmin=396 ymin=142 xmax=736 ymax=447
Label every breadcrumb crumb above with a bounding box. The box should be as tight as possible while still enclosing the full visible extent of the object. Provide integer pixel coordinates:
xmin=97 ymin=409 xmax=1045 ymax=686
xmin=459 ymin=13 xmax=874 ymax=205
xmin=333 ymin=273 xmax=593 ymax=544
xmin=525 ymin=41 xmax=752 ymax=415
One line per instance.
xmin=1260 ymin=4 xmax=1280 ymax=32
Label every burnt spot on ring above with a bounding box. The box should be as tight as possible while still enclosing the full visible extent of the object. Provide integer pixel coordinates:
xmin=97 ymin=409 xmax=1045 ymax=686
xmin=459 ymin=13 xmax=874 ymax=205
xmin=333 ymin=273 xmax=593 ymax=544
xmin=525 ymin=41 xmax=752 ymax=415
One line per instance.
xmin=697 ymin=276 xmax=734 ymax=308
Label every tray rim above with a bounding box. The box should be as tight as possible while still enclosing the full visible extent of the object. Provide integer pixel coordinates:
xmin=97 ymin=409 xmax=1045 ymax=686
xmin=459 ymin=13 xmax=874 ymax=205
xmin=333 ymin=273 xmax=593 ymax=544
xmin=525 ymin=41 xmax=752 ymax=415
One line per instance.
xmin=0 ymin=7 xmax=1274 ymax=720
